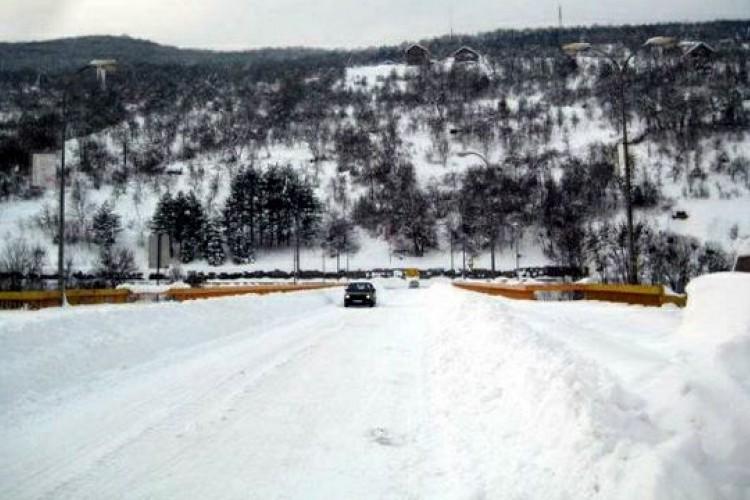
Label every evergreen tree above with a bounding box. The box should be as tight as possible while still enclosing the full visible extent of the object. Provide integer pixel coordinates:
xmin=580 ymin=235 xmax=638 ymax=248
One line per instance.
xmin=151 ymin=192 xmax=176 ymax=237
xmin=92 ymin=202 xmax=122 ymax=250
xmin=177 ymin=191 xmax=206 ymax=263
xmin=223 ymin=166 xmax=261 ymax=263
xmin=204 ymin=216 xmax=226 ymax=266
xmin=151 ymin=190 xmax=206 ymax=263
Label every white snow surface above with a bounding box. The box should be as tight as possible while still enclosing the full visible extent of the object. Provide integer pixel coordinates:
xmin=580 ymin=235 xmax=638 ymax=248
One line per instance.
xmin=1 ymin=280 xmax=749 ymax=499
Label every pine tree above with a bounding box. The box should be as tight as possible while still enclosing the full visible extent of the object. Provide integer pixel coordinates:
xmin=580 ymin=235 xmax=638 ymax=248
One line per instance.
xmin=151 ymin=192 xmax=176 ymax=237
xmin=223 ymin=166 xmax=261 ymax=263
xmin=92 ymin=202 xmax=122 ymax=249
xmin=178 ymin=191 xmax=206 ymax=263
xmin=151 ymin=190 xmax=206 ymax=263
xmin=204 ymin=216 xmax=226 ymax=266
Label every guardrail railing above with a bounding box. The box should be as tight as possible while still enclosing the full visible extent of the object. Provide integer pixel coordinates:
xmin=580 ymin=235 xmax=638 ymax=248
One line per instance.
xmin=0 ymin=289 xmax=132 ymax=310
xmin=453 ymin=281 xmax=687 ymax=307
xmin=0 ymin=282 xmax=345 ymax=310
xmin=165 ymin=282 xmax=343 ymax=302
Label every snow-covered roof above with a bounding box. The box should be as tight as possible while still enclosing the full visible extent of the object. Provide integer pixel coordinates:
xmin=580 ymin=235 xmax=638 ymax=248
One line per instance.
xmin=679 ymin=41 xmax=717 ymax=56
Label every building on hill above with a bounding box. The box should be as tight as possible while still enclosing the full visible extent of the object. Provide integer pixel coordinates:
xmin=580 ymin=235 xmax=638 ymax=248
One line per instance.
xmin=452 ymin=46 xmax=481 ymax=64
xmin=405 ymin=44 xmax=431 ymax=66
xmin=30 ymin=151 xmax=59 ymax=189
xmin=680 ymin=41 xmax=717 ymax=62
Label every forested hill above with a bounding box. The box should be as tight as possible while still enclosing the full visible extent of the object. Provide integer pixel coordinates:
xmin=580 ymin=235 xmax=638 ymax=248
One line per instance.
xmin=0 ymin=35 xmax=338 ymax=73
xmin=1 ymin=19 xmax=750 ymax=291
xmin=2 ymin=20 xmax=748 ymax=73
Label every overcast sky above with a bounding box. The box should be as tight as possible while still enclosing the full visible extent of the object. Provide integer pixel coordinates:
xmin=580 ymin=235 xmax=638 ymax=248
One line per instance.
xmin=1 ymin=0 xmax=748 ymax=49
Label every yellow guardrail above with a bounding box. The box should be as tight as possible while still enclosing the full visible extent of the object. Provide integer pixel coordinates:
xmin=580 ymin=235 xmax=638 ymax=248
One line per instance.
xmin=0 ymin=289 xmax=132 ymax=310
xmin=165 ymin=282 xmax=344 ymax=302
xmin=0 ymin=282 xmax=346 ymax=310
xmin=453 ymin=281 xmax=687 ymax=307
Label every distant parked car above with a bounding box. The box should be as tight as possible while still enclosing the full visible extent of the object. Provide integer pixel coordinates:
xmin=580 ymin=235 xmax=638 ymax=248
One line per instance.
xmin=734 ymin=254 xmax=750 ymax=272
xmin=672 ymin=210 xmax=689 ymax=220
xmin=344 ymin=282 xmax=377 ymax=307
xmin=408 ymin=280 xmax=420 ymax=289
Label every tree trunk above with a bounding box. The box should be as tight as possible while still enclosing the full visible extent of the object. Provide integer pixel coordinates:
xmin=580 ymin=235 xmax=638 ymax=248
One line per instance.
xmin=490 ymin=238 xmax=496 ymax=275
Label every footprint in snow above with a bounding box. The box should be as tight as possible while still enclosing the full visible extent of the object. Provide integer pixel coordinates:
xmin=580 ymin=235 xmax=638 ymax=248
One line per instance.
xmin=368 ymin=427 xmax=404 ymax=447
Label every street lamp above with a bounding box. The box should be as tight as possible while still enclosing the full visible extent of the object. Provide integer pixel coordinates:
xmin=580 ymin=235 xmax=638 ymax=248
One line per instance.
xmin=456 ymin=150 xmax=491 ymax=168
xmin=562 ymin=39 xmax=673 ymax=284
xmin=58 ymin=59 xmax=117 ymax=305
xmin=451 ymin=152 xmax=487 ymax=279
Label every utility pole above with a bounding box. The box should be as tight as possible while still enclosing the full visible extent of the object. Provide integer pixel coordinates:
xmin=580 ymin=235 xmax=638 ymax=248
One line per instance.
xmin=462 ymin=237 xmax=466 ymax=280
xmin=618 ymin=67 xmax=637 ymax=285
xmin=449 ymin=6 xmax=454 ymax=41
xmin=58 ymin=91 xmax=69 ymax=305
xmin=57 ymin=60 xmax=117 ymax=306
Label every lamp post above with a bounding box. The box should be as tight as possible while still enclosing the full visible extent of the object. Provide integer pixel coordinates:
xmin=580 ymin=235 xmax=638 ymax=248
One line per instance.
xmin=562 ymin=38 xmax=674 ymax=284
xmin=452 ymin=152 xmax=492 ymax=279
xmin=456 ymin=150 xmax=507 ymax=276
xmin=456 ymin=150 xmax=491 ymax=168
xmin=58 ymin=59 xmax=117 ymax=305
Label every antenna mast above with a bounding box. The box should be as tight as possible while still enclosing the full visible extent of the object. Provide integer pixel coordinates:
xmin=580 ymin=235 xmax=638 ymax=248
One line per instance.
xmin=450 ymin=7 xmax=454 ymax=40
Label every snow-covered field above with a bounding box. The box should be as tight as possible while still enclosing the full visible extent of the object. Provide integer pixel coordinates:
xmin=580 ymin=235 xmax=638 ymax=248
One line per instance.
xmin=1 ymin=275 xmax=749 ymax=499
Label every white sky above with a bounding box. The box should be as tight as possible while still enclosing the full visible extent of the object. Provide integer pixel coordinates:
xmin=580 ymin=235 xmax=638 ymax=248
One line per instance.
xmin=1 ymin=0 xmax=748 ymax=49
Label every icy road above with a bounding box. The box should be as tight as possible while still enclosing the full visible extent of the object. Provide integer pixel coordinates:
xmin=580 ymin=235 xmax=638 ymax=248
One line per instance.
xmin=1 ymin=281 xmax=749 ymax=499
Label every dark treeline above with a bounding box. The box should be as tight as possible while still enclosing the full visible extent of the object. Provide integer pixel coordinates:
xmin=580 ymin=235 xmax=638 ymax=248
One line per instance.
xmin=150 ymin=165 xmax=320 ymax=266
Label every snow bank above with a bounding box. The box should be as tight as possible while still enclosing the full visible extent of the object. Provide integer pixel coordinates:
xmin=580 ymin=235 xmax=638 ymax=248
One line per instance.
xmin=680 ymin=272 xmax=750 ymax=345
xmin=679 ymin=271 xmax=750 ymax=394
xmin=116 ymin=281 xmax=190 ymax=293
xmin=441 ymin=283 xmax=750 ymax=499
xmin=660 ymin=272 xmax=750 ymax=498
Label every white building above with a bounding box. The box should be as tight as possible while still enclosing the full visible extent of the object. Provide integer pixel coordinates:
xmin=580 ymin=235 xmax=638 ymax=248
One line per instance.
xmin=31 ymin=152 xmax=60 ymax=189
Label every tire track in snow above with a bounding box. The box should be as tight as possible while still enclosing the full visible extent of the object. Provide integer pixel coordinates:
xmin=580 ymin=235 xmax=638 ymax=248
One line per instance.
xmin=1 ymin=304 xmax=346 ymax=500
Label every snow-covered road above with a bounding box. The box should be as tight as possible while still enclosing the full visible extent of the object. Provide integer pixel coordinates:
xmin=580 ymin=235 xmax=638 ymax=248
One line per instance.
xmin=1 ymin=281 xmax=748 ymax=499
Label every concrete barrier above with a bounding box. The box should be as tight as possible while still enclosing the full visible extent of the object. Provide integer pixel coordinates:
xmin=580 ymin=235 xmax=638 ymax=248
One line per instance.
xmin=453 ymin=281 xmax=687 ymax=308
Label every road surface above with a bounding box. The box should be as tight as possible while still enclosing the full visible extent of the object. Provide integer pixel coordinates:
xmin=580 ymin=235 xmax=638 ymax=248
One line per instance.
xmin=0 ymin=282 xmax=746 ymax=499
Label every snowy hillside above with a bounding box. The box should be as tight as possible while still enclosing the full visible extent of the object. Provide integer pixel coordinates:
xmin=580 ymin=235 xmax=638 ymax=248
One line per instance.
xmin=1 ymin=24 xmax=749 ymax=290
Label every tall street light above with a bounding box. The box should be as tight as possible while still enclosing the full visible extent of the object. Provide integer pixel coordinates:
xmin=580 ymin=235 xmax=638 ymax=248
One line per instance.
xmin=454 ymin=151 xmax=492 ymax=279
xmin=562 ymin=37 xmax=675 ymax=285
xmin=58 ymin=59 xmax=117 ymax=305
xmin=456 ymin=150 xmax=491 ymax=168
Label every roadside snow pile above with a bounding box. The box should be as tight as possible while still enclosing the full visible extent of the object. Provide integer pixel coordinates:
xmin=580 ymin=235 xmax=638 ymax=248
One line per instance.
xmin=680 ymin=271 xmax=750 ymax=392
xmin=425 ymin=287 xmax=671 ymax=499
xmin=681 ymin=272 xmax=750 ymax=344
xmin=660 ymin=272 xmax=750 ymax=499
xmin=680 ymin=272 xmax=750 ymax=391
xmin=116 ymin=282 xmax=190 ymax=293
xmin=440 ymin=283 xmax=750 ymax=499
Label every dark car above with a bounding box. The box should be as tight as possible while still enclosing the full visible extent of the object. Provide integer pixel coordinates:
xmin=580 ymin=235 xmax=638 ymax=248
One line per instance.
xmin=344 ymin=282 xmax=377 ymax=307
xmin=734 ymin=254 xmax=750 ymax=272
